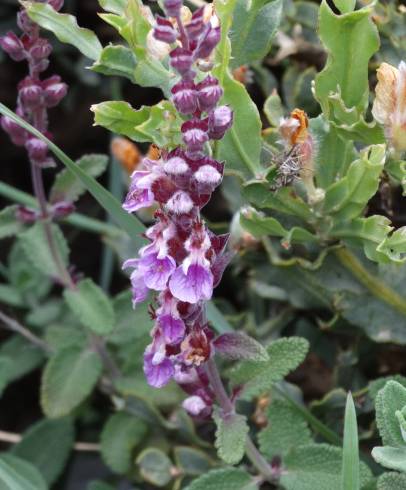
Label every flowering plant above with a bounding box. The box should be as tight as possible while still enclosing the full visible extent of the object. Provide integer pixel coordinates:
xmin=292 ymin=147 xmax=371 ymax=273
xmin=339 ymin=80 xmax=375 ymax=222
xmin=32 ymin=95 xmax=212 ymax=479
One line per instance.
xmin=0 ymin=0 xmax=406 ymax=489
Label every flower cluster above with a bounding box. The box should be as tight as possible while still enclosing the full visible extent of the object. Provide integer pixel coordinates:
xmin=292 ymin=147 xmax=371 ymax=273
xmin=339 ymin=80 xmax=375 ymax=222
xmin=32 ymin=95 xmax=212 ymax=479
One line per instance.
xmin=122 ymin=0 xmax=233 ymax=416
xmin=0 ymin=0 xmax=67 ymax=168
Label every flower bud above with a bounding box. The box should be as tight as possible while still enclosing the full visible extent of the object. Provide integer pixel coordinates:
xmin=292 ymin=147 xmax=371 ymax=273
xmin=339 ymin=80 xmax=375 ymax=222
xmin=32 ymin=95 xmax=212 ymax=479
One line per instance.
xmin=48 ymin=0 xmax=64 ymax=11
xmin=51 ymin=201 xmax=76 ymax=219
xmin=15 ymin=205 xmax=39 ymax=224
xmin=29 ymin=39 xmax=52 ymax=61
xmin=164 ymin=0 xmax=183 ymax=17
xmin=186 ymin=7 xmax=205 ymax=40
xmin=42 ymin=75 xmax=68 ymax=107
xmin=17 ymin=11 xmax=38 ymax=36
xmin=195 ymin=25 xmax=220 ymax=59
xmin=1 ymin=115 xmax=29 ymax=146
xmin=18 ymin=78 xmax=43 ymax=109
xmin=170 ymin=47 xmax=194 ymax=75
xmin=164 ymin=156 xmax=189 ymax=175
xmin=166 ymin=190 xmax=194 ymax=214
xmin=181 ymin=118 xmax=209 ymax=151
xmin=208 ymin=105 xmax=233 ymax=140
xmin=196 ymin=75 xmax=223 ymax=112
xmin=194 ymin=164 xmax=221 ymax=186
xmin=153 ymin=16 xmax=178 ymax=44
xmin=182 ymin=395 xmax=207 ymax=416
xmin=0 ymin=32 xmax=25 ymax=62
xmin=171 ymin=80 xmax=198 ymax=114
xmin=25 ymin=138 xmax=48 ymax=163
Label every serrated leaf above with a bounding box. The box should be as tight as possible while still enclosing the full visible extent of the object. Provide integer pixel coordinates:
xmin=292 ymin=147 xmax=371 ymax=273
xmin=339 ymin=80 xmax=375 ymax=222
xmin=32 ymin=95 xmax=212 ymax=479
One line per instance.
xmin=377 ymin=472 xmax=406 ymax=490
xmin=258 ymin=399 xmax=312 ymax=458
xmin=50 ymin=154 xmax=108 ymax=204
xmin=184 ymin=468 xmax=256 ymax=490
xmin=0 ymin=205 xmax=24 ymax=239
xmin=230 ymin=337 xmax=309 ymax=398
xmin=372 ymin=446 xmax=406 ymax=473
xmin=136 ymin=448 xmax=173 ymax=487
xmin=64 ymin=278 xmax=115 ymax=335
xmin=91 ymin=45 xmax=137 ymax=82
xmin=0 ymin=454 xmax=47 ymax=490
xmin=24 ymin=2 xmax=102 ymax=60
xmin=230 ymin=0 xmax=283 ymax=68
xmin=369 ymin=376 xmax=406 ymax=401
xmin=41 ymin=346 xmax=102 ymax=418
xmin=314 ymin=1 xmax=379 ymax=115
xmin=174 ymin=447 xmax=213 ymax=476
xmin=0 ymin=337 xmax=44 ymax=386
xmin=12 ymin=418 xmax=74 ymax=485
xmin=101 ymin=412 xmax=147 ymax=474
xmin=18 ymin=222 xmax=69 ymax=279
xmin=214 ymin=332 xmax=269 ymax=362
xmin=375 ymin=381 xmax=406 ymax=447
xmin=281 ymin=444 xmax=372 ymax=490
xmin=341 ymin=393 xmax=359 ymax=490
xmin=213 ymin=0 xmax=262 ymax=178
xmin=213 ymin=410 xmax=249 ymax=465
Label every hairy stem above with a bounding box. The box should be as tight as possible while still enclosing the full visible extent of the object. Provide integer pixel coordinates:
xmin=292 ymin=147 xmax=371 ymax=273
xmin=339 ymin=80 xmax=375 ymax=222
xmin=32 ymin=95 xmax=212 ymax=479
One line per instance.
xmin=0 ymin=309 xmax=51 ymax=352
xmin=206 ymin=357 xmax=275 ymax=482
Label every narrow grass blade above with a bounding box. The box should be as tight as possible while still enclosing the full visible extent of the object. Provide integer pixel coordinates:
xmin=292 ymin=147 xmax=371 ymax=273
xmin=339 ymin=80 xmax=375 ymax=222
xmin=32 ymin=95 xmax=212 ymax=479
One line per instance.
xmin=342 ymin=392 xmax=360 ymax=490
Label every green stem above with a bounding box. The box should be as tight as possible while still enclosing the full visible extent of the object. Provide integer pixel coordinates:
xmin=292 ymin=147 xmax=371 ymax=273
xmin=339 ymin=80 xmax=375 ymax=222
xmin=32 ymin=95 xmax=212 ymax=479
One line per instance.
xmin=335 ymin=247 xmax=406 ymax=316
xmin=0 ymin=181 xmax=121 ymax=237
xmin=206 ymin=357 xmax=275 ymax=482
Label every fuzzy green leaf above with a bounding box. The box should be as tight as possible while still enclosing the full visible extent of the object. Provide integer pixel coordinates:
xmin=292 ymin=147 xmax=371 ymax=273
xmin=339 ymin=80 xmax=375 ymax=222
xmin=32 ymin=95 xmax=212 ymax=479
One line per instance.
xmin=64 ymin=278 xmax=115 ymax=335
xmin=136 ymin=448 xmax=173 ymax=487
xmin=50 ymin=154 xmax=108 ymax=204
xmin=230 ymin=0 xmax=283 ymax=68
xmin=101 ymin=412 xmax=147 ymax=474
xmin=230 ymin=337 xmax=309 ymax=398
xmin=213 ymin=0 xmax=262 ymax=178
xmin=91 ymin=45 xmax=137 ymax=82
xmin=314 ymin=1 xmax=379 ymax=115
xmin=18 ymin=222 xmax=69 ymax=279
xmin=174 ymin=447 xmax=214 ymax=476
xmin=12 ymin=418 xmax=74 ymax=485
xmin=258 ymin=399 xmax=312 ymax=458
xmin=281 ymin=444 xmax=372 ymax=490
xmin=372 ymin=446 xmax=406 ymax=473
xmin=213 ymin=410 xmax=249 ymax=465
xmin=214 ymin=332 xmax=269 ymax=362
xmin=377 ymin=472 xmax=406 ymax=490
xmin=41 ymin=346 xmax=102 ymax=418
xmin=0 ymin=205 xmax=24 ymax=239
xmin=375 ymin=381 xmax=406 ymax=447
xmin=0 ymin=454 xmax=47 ymax=490
xmin=184 ymin=468 xmax=257 ymax=490
xmin=341 ymin=392 xmax=359 ymax=490
xmin=264 ymin=91 xmax=284 ymax=127
xmin=24 ymin=2 xmax=102 ymax=60
xmin=0 ymin=337 xmax=44 ymax=387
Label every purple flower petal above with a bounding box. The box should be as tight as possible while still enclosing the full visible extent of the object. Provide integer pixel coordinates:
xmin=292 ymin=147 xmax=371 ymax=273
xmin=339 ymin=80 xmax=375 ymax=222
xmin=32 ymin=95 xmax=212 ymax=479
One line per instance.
xmin=169 ymin=263 xmax=213 ymax=303
xmin=158 ymin=314 xmax=185 ymax=344
xmin=139 ymin=253 xmax=176 ymax=291
xmin=144 ymin=351 xmax=174 ymax=388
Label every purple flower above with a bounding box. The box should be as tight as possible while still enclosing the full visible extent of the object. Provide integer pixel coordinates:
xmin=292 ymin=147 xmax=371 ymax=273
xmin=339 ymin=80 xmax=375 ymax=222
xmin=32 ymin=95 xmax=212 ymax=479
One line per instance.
xmin=153 ymin=16 xmax=178 ymax=44
xmin=1 ymin=115 xmax=28 ymax=146
xmin=25 ymin=137 xmax=49 ymax=164
xmin=164 ymin=156 xmax=189 ymax=175
xmin=18 ymin=77 xmax=43 ymax=109
xmin=139 ymin=252 xmax=176 ymax=291
xmin=194 ymin=164 xmax=222 ymax=186
xmin=171 ymin=80 xmax=198 ymax=115
xmin=30 ymin=38 xmax=52 ymax=61
xmin=208 ymin=105 xmax=233 ymax=140
xmin=170 ymin=47 xmax=194 ymax=75
xmin=186 ymin=7 xmax=205 ymax=40
xmin=166 ymin=190 xmax=194 ymax=214
xmin=42 ymin=75 xmax=68 ymax=107
xmin=123 ymin=259 xmax=149 ymax=306
xmin=196 ymin=75 xmax=223 ymax=112
xmin=181 ymin=119 xmax=209 ymax=151
xmin=158 ymin=314 xmax=185 ymax=344
xmin=144 ymin=350 xmax=174 ymax=388
xmin=122 ymin=171 xmax=155 ymax=212
xmin=169 ymin=263 xmax=213 ymax=303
